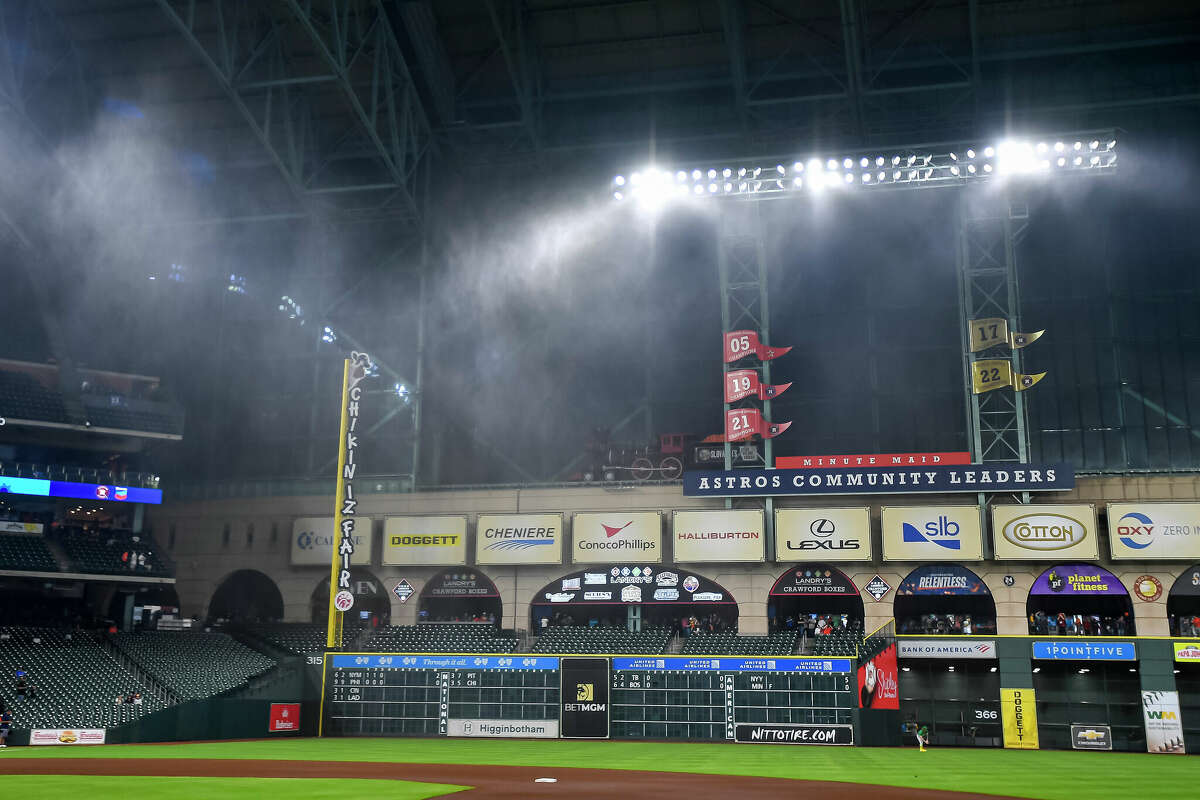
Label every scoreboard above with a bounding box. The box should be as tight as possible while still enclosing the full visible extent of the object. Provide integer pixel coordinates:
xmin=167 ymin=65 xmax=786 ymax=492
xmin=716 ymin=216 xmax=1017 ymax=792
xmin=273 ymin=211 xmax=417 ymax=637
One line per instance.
xmin=322 ymin=653 xmax=856 ymax=744
xmin=323 ymin=654 xmax=561 ymax=737
xmin=611 ymin=656 xmax=856 ymax=743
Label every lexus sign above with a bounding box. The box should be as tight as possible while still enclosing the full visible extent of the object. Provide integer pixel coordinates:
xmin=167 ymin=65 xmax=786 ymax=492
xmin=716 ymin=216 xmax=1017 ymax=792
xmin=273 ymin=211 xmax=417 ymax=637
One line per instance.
xmin=775 ymin=507 xmax=872 ymax=562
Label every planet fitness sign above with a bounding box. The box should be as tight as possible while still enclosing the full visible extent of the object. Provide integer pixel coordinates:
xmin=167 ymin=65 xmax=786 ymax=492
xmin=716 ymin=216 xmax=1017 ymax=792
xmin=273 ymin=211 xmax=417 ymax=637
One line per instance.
xmin=1030 ymin=565 xmax=1127 ymax=596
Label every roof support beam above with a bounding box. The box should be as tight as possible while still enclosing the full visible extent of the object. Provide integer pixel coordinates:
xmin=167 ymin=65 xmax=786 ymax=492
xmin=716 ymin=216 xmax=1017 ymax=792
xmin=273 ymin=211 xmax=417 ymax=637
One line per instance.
xmin=718 ymin=0 xmax=749 ymax=133
xmin=483 ymin=0 xmax=540 ymax=151
xmin=838 ymin=0 xmax=866 ymax=139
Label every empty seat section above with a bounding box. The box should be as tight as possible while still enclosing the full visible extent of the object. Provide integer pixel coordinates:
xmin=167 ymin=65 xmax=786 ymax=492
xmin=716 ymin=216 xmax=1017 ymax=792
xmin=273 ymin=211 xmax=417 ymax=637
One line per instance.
xmin=363 ymin=624 xmax=517 ymax=653
xmin=531 ymin=626 xmax=671 ymax=654
xmin=681 ymin=630 xmax=798 ymax=655
xmin=0 ymin=533 xmax=57 ymax=572
xmin=112 ymin=631 xmax=275 ymax=700
xmin=55 ymin=527 xmax=171 ymax=576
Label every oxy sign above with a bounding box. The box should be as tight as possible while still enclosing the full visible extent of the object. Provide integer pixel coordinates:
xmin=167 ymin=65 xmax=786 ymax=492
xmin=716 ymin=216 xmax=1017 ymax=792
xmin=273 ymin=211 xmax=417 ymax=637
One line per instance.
xmin=774 ymin=508 xmax=872 ymax=562
xmin=1107 ymin=503 xmax=1200 ymax=560
xmin=991 ymin=504 xmax=1098 ymax=560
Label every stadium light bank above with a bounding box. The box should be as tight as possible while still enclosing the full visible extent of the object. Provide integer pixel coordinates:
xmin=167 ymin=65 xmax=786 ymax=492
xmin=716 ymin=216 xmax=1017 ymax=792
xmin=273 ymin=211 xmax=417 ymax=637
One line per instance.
xmin=610 ymin=133 xmax=1117 ymax=209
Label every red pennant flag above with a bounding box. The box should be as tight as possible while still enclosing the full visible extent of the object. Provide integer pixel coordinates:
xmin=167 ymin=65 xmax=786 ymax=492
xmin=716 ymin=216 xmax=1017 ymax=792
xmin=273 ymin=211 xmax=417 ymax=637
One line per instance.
xmin=725 ymin=409 xmax=792 ymax=441
xmin=723 ymin=330 xmax=793 ymax=363
xmin=726 ymin=370 xmax=792 ymax=403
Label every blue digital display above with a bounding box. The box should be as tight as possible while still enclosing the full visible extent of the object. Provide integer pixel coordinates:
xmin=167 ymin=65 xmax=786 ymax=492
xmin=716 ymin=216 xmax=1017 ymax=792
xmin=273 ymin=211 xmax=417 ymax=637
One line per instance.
xmin=612 ymin=656 xmax=853 ymax=673
xmin=1031 ymin=641 xmax=1136 ymax=661
xmin=330 ymin=654 xmax=560 ymax=670
xmin=0 ymin=477 xmax=161 ymax=504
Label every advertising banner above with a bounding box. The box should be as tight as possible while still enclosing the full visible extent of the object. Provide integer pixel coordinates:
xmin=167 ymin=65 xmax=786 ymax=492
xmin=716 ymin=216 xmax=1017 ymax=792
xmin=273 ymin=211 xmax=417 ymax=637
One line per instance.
xmin=1031 ymin=641 xmax=1136 ymax=661
xmin=447 ymin=719 xmax=559 ymax=738
xmin=1174 ymin=642 xmax=1200 ymax=662
xmin=774 ymin=508 xmax=872 ymax=562
xmin=612 ymin=657 xmax=852 ymax=673
xmin=268 ymin=703 xmax=300 ymax=733
xmin=0 ymin=521 xmax=43 ymax=534
xmin=1142 ymin=690 xmax=1186 ymax=754
xmin=571 ymin=512 xmax=662 ymax=564
xmin=1029 ymin=564 xmax=1127 ymax=596
xmin=685 ymin=464 xmax=1073 ymax=497
xmin=1000 ymin=689 xmax=1039 ymax=749
xmin=382 ymin=516 xmax=467 ymax=566
xmin=561 ymin=657 xmax=609 ymax=739
xmin=1107 ymin=503 xmax=1200 ymax=560
xmin=769 ymin=566 xmax=858 ymax=596
xmin=897 ymin=640 xmax=996 ymax=659
xmin=735 ymin=723 xmax=853 ymax=745
xmin=474 ymin=514 xmax=563 ymax=566
xmin=672 ymin=510 xmax=764 ymax=563
xmin=881 ymin=506 xmax=983 ymax=561
xmin=1071 ymin=724 xmax=1112 ymax=750
xmin=896 ymin=564 xmax=990 ymax=596
xmin=0 ymin=476 xmax=163 ymax=504
xmin=422 ymin=569 xmax=501 ymax=599
xmin=857 ymin=643 xmax=899 ymax=709
xmin=777 ymin=452 xmax=971 ymax=469
xmin=30 ymin=728 xmax=106 ymax=745
xmin=534 ymin=568 xmax=735 ymax=606
xmin=991 ymin=504 xmax=1098 ymax=560
xmin=291 ymin=517 xmax=373 ymax=566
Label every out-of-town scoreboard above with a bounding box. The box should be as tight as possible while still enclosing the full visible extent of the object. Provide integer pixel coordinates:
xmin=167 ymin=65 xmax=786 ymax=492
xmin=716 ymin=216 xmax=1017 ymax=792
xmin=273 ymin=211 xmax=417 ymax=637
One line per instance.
xmin=321 ymin=653 xmax=856 ymax=743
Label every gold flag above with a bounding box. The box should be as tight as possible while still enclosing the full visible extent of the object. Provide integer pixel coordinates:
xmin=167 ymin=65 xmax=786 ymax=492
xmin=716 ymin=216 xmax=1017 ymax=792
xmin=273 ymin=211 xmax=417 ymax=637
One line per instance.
xmin=969 ymin=318 xmax=1045 ymax=351
xmin=1000 ymin=688 xmax=1040 ymax=749
xmin=971 ymin=359 xmax=1047 ymax=393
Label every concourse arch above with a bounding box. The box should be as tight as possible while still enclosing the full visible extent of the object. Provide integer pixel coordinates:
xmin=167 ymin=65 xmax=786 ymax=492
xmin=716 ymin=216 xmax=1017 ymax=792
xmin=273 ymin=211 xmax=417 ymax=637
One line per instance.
xmin=768 ymin=564 xmax=865 ymax=633
xmin=1166 ymin=565 xmax=1199 ymax=636
xmin=417 ymin=569 xmax=503 ymax=623
xmin=894 ymin=564 xmax=996 ymax=635
xmin=208 ymin=569 xmax=283 ymax=623
xmin=310 ymin=568 xmax=390 ymax=625
xmin=529 ymin=566 xmax=738 ymax=633
xmin=1026 ymin=564 xmax=1134 ymax=635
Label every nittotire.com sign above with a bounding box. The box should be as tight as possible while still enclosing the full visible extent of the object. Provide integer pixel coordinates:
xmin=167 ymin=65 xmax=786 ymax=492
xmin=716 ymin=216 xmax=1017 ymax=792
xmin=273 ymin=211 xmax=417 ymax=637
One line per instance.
xmin=735 ymin=723 xmax=853 ymax=745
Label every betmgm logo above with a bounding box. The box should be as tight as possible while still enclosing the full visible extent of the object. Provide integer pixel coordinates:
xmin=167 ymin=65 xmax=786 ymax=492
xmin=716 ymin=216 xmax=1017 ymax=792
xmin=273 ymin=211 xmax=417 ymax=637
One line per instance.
xmin=564 ymin=682 xmax=605 ymax=712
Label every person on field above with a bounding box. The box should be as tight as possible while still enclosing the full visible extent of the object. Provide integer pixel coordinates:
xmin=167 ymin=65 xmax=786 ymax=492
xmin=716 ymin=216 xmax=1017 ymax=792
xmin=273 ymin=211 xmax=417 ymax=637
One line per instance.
xmin=916 ymin=723 xmax=930 ymax=752
xmin=0 ymin=705 xmax=12 ymax=747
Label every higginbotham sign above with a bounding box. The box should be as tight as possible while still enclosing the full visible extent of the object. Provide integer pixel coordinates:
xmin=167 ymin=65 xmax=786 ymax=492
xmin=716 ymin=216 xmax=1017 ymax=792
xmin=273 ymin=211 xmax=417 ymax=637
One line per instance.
xmin=684 ymin=464 xmax=1073 ymax=498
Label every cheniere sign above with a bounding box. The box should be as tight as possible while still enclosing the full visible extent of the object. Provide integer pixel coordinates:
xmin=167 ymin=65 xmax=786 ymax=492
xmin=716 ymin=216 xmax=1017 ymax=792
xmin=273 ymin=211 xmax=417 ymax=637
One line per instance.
xmin=684 ymin=464 xmax=1072 ymax=497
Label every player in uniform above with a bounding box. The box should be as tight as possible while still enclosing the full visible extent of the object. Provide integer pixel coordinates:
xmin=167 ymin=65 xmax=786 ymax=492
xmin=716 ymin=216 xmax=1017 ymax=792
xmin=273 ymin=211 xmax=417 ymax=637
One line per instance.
xmin=915 ymin=723 xmax=929 ymax=752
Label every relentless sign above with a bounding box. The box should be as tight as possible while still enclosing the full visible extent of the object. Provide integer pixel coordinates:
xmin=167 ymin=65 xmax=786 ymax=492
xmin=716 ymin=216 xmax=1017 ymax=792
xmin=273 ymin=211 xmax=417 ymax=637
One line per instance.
xmin=898 ymin=640 xmax=996 ymax=659
xmin=560 ymin=657 xmax=609 ymax=739
xmin=1142 ymin=691 xmax=1186 ymax=754
xmin=734 ymin=724 xmax=853 ymax=745
xmin=571 ymin=512 xmax=662 ymax=564
xmin=672 ymin=510 xmax=764 ymax=563
xmin=881 ymin=506 xmax=983 ymax=561
xmin=774 ymin=508 xmax=872 ymax=562
xmin=685 ymin=464 xmax=1072 ymax=497
xmin=991 ymin=504 xmax=1098 ymax=560
xmin=1000 ymin=689 xmax=1039 ymax=750
xmin=897 ymin=565 xmax=990 ymax=596
xmin=1071 ymin=724 xmax=1112 ymax=751
xmin=769 ymin=566 xmax=858 ymax=596
xmin=864 ymin=575 xmax=892 ymax=601
xmin=382 ymin=516 xmax=467 ymax=566
xmin=447 ymin=719 xmax=559 ymax=739
xmin=1107 ymin=503 xmax=1200 ymax=560
xmin=291 ymin=517 xmax=372 ymax=566
xmin=1032 ymin=641 xmax=1136 ymax=661
xmin=475 ymin=514 xmax=563 ymax=565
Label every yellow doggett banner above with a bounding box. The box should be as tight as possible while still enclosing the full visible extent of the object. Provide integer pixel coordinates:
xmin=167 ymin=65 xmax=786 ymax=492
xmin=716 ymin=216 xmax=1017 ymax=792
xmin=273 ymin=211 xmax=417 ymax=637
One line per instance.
xmin=1000 ymin=688 xmax=1040 ymax=749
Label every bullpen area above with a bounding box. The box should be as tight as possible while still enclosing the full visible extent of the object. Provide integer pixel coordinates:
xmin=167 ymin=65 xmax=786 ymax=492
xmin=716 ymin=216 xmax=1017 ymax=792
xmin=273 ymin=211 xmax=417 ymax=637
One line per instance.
xmin=1 ymin=738 xmax=1193 ymax=799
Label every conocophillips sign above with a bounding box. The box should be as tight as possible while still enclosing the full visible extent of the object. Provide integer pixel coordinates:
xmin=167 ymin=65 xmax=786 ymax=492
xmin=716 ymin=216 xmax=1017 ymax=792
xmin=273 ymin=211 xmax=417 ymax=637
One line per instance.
xmin=572 ymin=512 xmax=661 ymax=564
xmin=991 ymin=504 xmax=1098 ymax=560
xmin=774 ymin=508 xmax=872 ymax=562
xmin=897 ymin=640 xmax=996 ymax=659
xmin=291 ymin=517 xmax=373 ymax=566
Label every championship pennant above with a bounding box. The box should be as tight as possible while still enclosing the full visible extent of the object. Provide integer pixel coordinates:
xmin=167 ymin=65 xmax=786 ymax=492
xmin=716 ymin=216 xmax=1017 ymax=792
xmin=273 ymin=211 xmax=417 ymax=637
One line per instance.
xmin=971 ymin=359 xmax=1046 ymax=394
xmin=723 ymin=330 xmax=792 ymax=363
xmin=725 ymin=369 xmax=792 ymax=403
xmin=725 ymin=408 xmax=792 ymax=441
xmin=969 ymin=317 xmax=1044 ymax=352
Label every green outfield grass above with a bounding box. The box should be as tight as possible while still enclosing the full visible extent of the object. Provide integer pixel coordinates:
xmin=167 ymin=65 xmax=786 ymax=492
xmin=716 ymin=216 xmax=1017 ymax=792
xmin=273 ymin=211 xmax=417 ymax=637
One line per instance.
xmin=5 ymin=738 xmax=1193 ymax=800
xmin=0 ymin=775 xmax=466 ymax=800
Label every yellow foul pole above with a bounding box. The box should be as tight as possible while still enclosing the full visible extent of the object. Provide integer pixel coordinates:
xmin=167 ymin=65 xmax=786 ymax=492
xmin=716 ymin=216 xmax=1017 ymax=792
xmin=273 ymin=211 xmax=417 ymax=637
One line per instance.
xmin=325 ymin=358 xmax=353 ymax=649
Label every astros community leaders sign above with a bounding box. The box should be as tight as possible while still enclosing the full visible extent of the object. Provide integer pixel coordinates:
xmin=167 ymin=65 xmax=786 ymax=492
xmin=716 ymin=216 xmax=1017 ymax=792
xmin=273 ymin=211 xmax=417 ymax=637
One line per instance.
xmin=474 ymin=513 xmax=563 ymax=565
xmin=684 ymin=463 xmax=1072 ymax=497
xmin=382 ymin=516 xmax=467 ymax=566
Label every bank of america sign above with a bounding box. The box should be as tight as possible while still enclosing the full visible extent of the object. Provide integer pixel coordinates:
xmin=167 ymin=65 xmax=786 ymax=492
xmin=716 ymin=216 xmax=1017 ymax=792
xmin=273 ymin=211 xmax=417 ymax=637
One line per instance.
xmin=897 ymin=640 xmax=997 ymax=659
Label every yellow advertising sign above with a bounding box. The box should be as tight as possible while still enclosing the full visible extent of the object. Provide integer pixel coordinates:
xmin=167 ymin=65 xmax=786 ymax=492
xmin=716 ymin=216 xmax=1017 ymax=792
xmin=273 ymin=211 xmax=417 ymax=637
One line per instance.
xmin=880 ymin=505 xmax=983 ymax=561
xmin=774 ymin=507 xmax=872 ymax=562
xmin=572 ymin=511 xmax=662 ymax=564
xmin=1107 ymin=503 xmax=1200 ymax=560
xmin=991 ymin=504 xmax=1098 ymax=560
xmin=474 ymin=513 xmax=563 ymax=565
xmin=971 ymin=359 xmax=1046 ymax=393
xmin=1174 ymin=642 xmax=1200 ymax=662
xmin=969 ymin=318 xmax=1045 ymax=352
xmin=672 ymin=509 xmax=765 ymax=563
xmin=382 ymin=516 xmax=467 ymax=566
xmin=1000 ymin=688 xmax=1040 ymax=749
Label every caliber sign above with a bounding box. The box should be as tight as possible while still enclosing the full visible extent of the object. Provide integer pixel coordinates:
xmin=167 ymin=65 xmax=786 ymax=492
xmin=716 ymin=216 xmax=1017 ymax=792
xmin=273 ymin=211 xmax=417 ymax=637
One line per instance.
xmin=991 ymin=505 xmax=1097 ymax=560
xmin=774 ymin=508 xmax=872 ymax=562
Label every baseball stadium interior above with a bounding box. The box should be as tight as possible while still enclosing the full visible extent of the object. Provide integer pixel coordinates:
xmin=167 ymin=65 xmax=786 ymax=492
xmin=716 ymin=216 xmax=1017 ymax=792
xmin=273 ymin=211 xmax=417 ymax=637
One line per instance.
xmin=1 ymin=0 xmax=1199 ymax=774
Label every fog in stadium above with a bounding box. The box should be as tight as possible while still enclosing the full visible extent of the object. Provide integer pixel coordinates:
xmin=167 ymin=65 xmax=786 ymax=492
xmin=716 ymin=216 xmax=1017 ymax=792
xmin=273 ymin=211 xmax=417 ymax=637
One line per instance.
xmin=0 ymin=2 xmax=1198 ymax=797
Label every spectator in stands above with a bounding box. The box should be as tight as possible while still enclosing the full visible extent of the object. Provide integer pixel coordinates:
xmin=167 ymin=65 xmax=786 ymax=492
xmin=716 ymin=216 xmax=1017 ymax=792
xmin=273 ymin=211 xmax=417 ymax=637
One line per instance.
xmin=133 ymin=692 xmax=143 ymax=705
xmin=14 ymin=674 xmax=28 ymax=702
xmin=0 ymin=704 xmax=12 ymax=747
